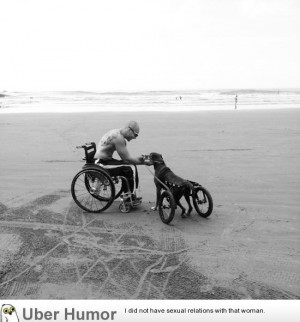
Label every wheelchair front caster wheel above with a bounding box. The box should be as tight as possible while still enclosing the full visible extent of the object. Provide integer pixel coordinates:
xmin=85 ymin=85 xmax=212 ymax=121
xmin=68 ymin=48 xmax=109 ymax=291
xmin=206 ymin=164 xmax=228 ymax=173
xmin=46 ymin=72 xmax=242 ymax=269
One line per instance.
xmin=119 ymin=202 xmax=131 ymax=213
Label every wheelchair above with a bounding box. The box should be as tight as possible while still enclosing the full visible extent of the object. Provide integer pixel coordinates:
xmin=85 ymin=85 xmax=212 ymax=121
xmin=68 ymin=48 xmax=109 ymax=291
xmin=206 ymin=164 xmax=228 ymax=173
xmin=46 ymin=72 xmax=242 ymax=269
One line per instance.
xmin=71 ymin=142 xmax=142 ymax=214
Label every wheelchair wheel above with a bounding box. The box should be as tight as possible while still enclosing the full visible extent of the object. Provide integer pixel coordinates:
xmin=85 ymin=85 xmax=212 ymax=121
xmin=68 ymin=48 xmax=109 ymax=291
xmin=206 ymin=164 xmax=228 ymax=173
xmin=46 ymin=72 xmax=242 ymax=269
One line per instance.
xmin=192 ymin=186 xmax=213 ymax=218
xmin=71 ymin=168 xmax=115 ymax=213
xmin=158 ymin=190 xmax=176 ymax=224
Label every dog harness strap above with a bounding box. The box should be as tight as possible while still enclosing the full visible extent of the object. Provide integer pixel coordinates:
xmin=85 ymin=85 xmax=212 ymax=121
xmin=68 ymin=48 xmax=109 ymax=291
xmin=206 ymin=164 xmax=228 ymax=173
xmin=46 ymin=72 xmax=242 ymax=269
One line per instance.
xmin=164 ymin=171 xmax=187 ymax=187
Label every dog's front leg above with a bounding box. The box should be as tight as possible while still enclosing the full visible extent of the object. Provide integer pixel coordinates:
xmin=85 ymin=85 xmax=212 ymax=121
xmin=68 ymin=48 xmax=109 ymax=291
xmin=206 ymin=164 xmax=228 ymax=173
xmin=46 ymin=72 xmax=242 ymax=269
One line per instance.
xmin=151 ymin=186 xmax=161 ymax=211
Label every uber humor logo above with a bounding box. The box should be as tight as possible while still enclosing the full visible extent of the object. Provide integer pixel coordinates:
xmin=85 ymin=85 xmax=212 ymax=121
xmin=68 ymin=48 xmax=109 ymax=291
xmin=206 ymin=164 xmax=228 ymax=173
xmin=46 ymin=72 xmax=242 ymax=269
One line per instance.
xmin=1 ymin=305 xmax=19 ymax=322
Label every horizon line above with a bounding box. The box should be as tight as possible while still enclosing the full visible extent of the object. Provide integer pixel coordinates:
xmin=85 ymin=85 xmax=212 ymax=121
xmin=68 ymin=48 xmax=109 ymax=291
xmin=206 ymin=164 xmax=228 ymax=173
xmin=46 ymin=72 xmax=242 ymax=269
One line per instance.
xmin=2 ymin=87 xmax=300 ymax=94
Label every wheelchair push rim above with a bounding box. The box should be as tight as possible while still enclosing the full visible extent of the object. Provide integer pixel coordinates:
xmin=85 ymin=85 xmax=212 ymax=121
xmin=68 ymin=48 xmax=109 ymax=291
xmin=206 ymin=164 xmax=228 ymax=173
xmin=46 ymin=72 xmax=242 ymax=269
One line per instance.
xmin=71 ymin=168 xmax=115 ymax=213
xmin=192 ymin=186 xmax=213 ymax=218
xmin=158 ymin=190 xmax=176 ymax=224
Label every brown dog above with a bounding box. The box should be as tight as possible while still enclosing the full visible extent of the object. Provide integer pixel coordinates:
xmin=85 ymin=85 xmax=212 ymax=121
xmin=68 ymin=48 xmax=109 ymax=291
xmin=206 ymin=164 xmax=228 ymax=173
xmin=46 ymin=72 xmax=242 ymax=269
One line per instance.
xmin=149 ymin=152 xmax=194 ymax=218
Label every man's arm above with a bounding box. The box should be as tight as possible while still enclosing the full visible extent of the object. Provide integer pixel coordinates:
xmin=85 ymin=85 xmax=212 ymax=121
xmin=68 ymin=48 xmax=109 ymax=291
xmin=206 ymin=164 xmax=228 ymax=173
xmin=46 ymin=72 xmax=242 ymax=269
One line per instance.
xmin=115 ymin=136 xmax=144 ymax=165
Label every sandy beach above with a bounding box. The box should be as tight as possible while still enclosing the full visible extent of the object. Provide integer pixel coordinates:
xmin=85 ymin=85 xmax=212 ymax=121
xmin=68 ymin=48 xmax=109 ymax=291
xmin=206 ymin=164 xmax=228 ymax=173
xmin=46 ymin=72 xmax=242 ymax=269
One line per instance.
xmin=0 ymin=109 xmax=299 ymax=299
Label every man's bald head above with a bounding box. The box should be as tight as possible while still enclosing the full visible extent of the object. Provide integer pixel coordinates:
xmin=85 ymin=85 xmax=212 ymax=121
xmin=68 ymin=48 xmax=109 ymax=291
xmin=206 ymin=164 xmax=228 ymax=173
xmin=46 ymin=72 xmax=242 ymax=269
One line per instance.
xmin=125 ymin=120 xmax=140 ymax=134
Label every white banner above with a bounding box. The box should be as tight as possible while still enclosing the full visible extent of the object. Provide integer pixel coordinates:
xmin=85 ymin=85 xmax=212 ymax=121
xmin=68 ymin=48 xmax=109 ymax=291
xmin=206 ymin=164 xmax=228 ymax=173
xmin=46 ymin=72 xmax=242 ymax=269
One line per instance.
xmin=0 ymin=300 xmax=298 ymax=322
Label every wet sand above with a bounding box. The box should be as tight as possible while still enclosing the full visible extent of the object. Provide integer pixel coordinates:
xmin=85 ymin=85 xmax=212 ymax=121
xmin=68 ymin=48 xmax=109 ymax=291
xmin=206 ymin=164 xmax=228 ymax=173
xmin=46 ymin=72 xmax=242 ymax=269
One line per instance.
xmin=0 ymin=109 xmax=299 ymax=299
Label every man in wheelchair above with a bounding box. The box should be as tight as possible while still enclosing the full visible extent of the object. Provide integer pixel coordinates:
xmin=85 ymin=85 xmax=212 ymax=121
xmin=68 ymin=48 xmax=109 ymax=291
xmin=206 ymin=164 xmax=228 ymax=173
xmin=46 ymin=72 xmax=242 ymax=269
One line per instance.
xmin=94 ymin=120 xmax=151 ymax=201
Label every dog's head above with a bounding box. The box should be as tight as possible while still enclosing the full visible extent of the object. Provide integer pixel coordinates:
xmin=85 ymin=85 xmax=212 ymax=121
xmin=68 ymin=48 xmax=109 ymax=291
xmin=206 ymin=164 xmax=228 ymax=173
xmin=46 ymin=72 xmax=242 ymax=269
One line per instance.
xmin=149 ymin=152 xmax=165 ymax=165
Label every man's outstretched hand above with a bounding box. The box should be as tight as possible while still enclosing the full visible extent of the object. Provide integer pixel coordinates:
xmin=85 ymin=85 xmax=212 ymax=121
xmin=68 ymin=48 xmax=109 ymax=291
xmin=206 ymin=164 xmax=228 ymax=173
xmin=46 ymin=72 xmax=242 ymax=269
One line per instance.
xmin=141 ymin=154 xmax=153 ymax=166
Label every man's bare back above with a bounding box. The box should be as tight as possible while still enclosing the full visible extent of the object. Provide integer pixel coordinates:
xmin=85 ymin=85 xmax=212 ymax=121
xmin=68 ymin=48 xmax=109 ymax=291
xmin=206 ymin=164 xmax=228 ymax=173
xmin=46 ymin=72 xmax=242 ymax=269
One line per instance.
xmin=94 ymin=129 xmax=123 ymax=160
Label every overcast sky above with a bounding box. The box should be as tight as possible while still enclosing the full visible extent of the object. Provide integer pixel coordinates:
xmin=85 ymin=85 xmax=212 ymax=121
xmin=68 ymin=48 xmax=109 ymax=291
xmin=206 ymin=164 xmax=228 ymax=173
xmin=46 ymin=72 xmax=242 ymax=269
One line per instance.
xmin=1 ymin=0 xmax=299 ymax=91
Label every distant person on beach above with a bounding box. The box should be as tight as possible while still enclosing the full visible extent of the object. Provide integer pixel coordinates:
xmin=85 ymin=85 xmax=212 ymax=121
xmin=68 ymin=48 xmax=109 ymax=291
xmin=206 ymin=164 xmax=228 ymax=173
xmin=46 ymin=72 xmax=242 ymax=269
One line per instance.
xmin=235 ymin=95 xmax=238 ymax=109
xmin=94 ymin=120 xmax=151 ymax=199
xmin=0 ymin=93 xmax=5 ymax=108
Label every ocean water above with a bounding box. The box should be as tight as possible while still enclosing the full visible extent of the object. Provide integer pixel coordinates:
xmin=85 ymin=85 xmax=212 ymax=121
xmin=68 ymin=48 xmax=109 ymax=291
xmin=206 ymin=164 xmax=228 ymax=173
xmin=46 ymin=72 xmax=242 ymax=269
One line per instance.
xmin=1 ymin=89 xmax=300 ymax=113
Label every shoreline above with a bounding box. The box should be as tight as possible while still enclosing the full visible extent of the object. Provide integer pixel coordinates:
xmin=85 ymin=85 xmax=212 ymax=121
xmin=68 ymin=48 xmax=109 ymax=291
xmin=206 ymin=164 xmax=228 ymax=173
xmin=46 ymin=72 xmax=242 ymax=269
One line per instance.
xmin=1 ymin=105 xmax=300 ymax=114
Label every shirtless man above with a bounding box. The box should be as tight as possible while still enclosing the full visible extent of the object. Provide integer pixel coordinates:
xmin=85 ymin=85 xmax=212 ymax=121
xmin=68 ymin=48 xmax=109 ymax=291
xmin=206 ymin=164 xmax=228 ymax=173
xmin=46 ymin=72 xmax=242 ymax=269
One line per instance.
xmin=94 ymin=120 xmax=151 ymax=197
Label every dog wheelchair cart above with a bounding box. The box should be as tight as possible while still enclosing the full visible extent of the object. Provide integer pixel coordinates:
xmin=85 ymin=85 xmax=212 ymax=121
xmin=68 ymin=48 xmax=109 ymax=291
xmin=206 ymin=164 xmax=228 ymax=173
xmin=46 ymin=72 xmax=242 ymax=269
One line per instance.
xmin=156 ymin=182 xmax=213 ymax=225
xmin=143 ymin=155 xmax=214 ymax=225
xmin=71 ymin=142 xmax=142 ymax=213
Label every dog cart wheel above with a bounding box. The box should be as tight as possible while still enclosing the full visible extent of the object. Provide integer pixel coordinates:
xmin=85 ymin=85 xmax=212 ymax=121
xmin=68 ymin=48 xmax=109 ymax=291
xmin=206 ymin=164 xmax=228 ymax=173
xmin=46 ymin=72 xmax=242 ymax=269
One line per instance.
xmin=192 ymin=186 xmax=213 ymax=217
xmin=71 ymin=168 xmax=115 ymax=213
xmin=158 ymin=190 xmax=176 ymax=224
